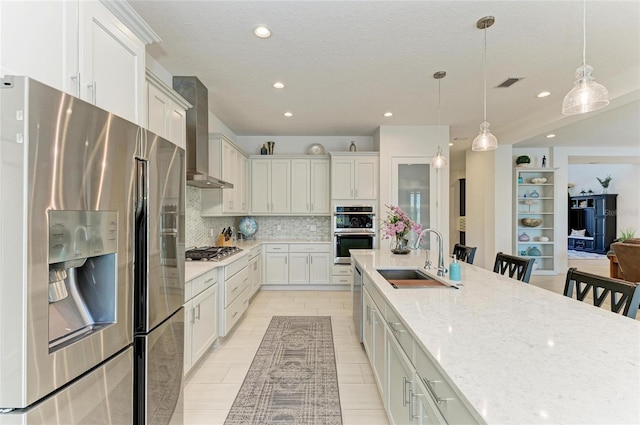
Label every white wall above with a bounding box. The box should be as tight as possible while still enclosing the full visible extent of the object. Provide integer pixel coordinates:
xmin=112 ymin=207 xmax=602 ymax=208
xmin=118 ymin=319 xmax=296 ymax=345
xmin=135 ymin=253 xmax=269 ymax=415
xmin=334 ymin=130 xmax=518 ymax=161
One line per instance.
xmin=552 ymin=146 xmax=640 ymax=272
xmin=569 ymin=163 xmax=640 ymax=235
xmin=378 ymin=126 xmax=450 ymax=252
xmin=465 ymin=145 xmax=513 ymax=270
xmin=234 ymin=136 xmax=374 ymax=156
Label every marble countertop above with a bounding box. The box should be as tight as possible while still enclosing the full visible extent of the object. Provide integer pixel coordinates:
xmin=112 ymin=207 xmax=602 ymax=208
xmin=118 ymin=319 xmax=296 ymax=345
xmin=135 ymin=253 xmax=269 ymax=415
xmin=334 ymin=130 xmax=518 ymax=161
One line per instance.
xmin=185 ymin=239 xmax=331 ymax=281
xmin=351 ymin=249 xmax=640 ymax=424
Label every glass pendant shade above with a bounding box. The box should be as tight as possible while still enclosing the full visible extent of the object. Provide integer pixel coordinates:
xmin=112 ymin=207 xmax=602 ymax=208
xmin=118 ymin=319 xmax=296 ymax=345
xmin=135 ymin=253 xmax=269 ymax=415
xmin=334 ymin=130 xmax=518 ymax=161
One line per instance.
xmin=562 ymin=64 xmax=610 ymax=115
xmin=472 ymin=121 xmax=498 ymax=151
xmin=431 ymin=146 xmax=448 ymax=168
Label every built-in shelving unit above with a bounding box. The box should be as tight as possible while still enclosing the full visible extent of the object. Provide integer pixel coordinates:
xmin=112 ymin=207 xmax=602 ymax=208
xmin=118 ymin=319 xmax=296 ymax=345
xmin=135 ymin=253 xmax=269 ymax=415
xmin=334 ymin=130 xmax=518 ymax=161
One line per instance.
xmin=513 ymin=168 xmax=557 ymax=275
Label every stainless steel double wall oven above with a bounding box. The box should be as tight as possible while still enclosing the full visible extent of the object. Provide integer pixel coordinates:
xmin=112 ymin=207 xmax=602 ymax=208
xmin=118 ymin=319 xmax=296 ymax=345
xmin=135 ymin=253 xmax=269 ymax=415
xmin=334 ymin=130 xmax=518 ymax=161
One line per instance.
xmin=333 ymin=205 xmax=376 ymax=264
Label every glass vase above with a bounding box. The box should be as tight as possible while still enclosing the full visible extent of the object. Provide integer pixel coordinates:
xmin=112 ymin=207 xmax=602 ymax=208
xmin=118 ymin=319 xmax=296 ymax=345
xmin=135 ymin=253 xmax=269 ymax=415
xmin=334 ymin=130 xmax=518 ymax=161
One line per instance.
xmin=391 ymin=237 xmax=410 ymax=254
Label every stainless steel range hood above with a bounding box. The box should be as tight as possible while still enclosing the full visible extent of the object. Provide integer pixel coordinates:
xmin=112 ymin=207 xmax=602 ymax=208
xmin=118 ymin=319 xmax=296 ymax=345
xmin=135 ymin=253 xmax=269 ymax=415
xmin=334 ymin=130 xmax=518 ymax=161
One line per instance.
xmin=173 ymin=76 xmax=233 ymax=189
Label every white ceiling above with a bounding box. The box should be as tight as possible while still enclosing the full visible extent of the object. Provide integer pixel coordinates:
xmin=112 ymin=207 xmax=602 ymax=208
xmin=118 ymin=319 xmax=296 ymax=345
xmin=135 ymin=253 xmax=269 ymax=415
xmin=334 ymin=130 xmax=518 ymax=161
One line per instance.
xmin=129 ymin=0 xmax=640 ymax=163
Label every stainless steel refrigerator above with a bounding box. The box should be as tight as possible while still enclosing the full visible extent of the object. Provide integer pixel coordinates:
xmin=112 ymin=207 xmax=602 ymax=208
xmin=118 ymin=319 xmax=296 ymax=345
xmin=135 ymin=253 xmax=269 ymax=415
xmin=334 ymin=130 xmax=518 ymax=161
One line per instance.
xmin=0 ymin=76 xmax=185 ymax=425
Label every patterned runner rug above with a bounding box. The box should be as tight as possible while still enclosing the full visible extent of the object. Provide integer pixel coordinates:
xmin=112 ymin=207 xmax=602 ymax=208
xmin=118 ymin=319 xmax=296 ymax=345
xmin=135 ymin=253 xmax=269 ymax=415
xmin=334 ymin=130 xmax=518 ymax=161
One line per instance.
xmin=224 ymin=316 xmax=342 ymax=425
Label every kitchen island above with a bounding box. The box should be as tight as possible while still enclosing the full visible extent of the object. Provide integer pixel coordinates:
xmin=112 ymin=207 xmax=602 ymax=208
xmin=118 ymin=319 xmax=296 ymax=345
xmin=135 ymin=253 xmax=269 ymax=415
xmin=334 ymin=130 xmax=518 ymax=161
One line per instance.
xmin=351 ymin=249 xmax=640 ymax=424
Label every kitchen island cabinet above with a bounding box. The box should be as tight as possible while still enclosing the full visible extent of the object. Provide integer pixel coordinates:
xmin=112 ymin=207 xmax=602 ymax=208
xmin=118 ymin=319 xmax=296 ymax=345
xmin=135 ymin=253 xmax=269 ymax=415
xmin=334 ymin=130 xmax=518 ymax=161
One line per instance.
xmin=184 ymin=268 xmax=218 ymax=376
xmin=351 ymin=249 xmax=640 ymax=424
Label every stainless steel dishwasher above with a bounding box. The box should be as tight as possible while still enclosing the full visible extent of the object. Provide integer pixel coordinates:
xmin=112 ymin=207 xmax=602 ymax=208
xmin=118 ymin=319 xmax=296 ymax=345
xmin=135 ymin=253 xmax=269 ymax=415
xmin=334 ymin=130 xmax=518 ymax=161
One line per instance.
xmin=352 ymin=264 xmax=364 ymax=342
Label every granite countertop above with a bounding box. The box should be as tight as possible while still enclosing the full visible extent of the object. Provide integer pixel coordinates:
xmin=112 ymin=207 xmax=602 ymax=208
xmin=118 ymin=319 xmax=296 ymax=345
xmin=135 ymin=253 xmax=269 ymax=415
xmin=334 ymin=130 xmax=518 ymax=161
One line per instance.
xmin=185 ymin=239 xmax=332 ymax=281
xmin=351 ymin=249 xmax=640 ymax=424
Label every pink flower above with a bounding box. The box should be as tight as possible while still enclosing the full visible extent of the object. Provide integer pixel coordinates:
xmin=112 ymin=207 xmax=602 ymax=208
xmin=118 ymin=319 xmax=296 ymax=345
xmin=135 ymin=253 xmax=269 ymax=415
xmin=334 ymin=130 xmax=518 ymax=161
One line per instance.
xmin=380 ymin=205 xmax=422 ymax=241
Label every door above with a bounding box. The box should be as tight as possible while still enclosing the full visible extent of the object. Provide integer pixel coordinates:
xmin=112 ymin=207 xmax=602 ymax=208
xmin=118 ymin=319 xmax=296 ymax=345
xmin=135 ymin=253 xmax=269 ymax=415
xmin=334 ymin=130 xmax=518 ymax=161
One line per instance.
xmin=311 ymin=159 xmax=330 ymax=213
xmin=391 ymin=157 xmax=434 ymax=249
xmin=138 ymin=132 xmax=185 ymax=334
xmin=251 ymin=160 xmax=271 ymax=213
xmin=387 ymin=327 xmax=414 ymax=424
xmin=80 ymin=1 xmax=144 ymax=123
xmin=271 ymin=159 xmax=291 ymax=213
xmin=309 ymin=253 xmax=330 ymax=284
xmin=289 ymin=253 xmax=309 ymax=284
xmin=291 ymin=159 xmax=311 ymax=213
xmin=191 ymin=284 xmax=218 ymax=362
xmin=354 ymin=158 xmax=378 ymax=199
xmin=135 ymin=308 xmax=184 ymax=425
xmin=265 ymin=253 xmax=289 ymax=284
xmin=362 ymin=290 xmax=374 ymax=358
xmin=332 ymin=159 xmax=354 ymax=199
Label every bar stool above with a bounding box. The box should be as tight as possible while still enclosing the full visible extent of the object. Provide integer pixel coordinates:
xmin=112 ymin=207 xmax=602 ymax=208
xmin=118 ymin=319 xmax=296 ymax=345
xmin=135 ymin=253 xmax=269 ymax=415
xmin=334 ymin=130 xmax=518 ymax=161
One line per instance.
xmin=564 ymin=268 xmax=640 ymax=318
xmin=493 ymin=252 xmax=534 ymax=283
xmin=452 ymin=244 xmax=477 ymax=264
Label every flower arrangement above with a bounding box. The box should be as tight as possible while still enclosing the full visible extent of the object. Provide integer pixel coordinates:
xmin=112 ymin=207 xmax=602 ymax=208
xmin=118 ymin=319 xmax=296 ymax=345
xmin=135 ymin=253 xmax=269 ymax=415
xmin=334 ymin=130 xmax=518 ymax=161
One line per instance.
xmin=380 ymin=205 xmax=422 ymax=249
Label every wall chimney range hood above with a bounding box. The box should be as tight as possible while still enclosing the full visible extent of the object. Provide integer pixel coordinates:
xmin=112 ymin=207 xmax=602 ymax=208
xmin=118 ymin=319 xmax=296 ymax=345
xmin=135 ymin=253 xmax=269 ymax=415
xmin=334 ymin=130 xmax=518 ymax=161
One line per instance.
xmin=173 ymin=76 xmax=233 ymax=189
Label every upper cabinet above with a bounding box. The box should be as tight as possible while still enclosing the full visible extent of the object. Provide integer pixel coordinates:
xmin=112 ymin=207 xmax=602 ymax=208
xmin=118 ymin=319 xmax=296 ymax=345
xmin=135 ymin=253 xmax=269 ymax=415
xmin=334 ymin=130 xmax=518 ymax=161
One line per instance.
xmin=146 ymin=70 xmax=191 ymax=149
xmin=330 ymin=153 xmax=379 ymax=200
xmin=291 ymin=159 xmax=330 ymax=214
xmin=250 ymin=156 xmax=331 ymax=216
xmin=0 ymin=0 xmax=159 ymax=124
xmin=201 ymin=135 xmax=249 ymax=216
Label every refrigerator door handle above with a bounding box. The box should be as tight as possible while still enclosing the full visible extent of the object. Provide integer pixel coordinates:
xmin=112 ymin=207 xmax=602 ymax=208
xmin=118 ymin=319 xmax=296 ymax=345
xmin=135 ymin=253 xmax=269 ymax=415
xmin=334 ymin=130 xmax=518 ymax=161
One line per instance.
xmin=134 ymin=158 xmax=148 ymax=333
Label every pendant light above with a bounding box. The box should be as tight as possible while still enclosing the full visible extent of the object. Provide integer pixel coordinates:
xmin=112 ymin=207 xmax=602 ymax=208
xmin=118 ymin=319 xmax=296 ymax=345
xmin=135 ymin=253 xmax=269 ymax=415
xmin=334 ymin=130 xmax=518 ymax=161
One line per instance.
xmin=562 ymin=0 xmax=609 ymax=115
xmin=472 ymin=16 xmax=498 ymax=152
xmin=431 ymin=71 xmax=448 ymax=168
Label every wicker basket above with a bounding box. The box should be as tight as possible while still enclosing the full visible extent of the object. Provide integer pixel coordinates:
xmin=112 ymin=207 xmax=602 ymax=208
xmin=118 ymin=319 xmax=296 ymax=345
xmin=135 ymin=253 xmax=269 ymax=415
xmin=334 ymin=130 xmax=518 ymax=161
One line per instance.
xmin=521 ymin=218 xmax=543 ymax=227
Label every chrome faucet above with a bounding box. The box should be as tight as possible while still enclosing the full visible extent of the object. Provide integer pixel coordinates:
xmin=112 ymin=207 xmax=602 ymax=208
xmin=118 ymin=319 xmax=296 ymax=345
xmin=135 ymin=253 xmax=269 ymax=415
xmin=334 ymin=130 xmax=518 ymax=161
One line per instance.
xmin=415 ymin=228 xmax=447 ymax=277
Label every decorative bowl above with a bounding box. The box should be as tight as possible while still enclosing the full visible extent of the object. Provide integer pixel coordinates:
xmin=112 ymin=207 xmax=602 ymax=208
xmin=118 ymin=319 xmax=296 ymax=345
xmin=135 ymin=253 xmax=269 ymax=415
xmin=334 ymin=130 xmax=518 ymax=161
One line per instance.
xmin=308 ymin=143 xmax=326 ymax=155
xmin=521 ymin=218 xmax=543 ymax=227
xmin=530 ymin=178 xmax=547 ymax=184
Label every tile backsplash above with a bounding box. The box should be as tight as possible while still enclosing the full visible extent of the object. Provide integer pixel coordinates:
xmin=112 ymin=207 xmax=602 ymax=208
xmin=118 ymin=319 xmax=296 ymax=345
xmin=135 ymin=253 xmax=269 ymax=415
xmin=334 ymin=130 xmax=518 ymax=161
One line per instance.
xmin=186 ymin=186 xmax=331 ymax=246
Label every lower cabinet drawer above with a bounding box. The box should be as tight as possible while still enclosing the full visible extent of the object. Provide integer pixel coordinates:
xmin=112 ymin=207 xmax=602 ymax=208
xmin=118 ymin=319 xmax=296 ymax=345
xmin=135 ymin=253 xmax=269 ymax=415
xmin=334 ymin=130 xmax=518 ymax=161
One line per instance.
xmin=414 ymin=346 xmax=483 ymax=424
xmin=385 ymin=306 xmax=414 ymax=359
xmin=331 ymin=275 xmax=353 ymax=285
xmin=224 ymin=267 xmax=249 ymax=307
xmin=192 ymin=269 xmax=218 ymax=298
xmin=225 ymin=288 xmax=248 ymax=332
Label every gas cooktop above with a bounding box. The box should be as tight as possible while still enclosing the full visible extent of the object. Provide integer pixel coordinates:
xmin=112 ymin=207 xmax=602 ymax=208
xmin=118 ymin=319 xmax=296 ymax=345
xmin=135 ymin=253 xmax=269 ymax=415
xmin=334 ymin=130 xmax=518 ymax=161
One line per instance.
xmin=185 ymin=246 xmax=242 ymax=261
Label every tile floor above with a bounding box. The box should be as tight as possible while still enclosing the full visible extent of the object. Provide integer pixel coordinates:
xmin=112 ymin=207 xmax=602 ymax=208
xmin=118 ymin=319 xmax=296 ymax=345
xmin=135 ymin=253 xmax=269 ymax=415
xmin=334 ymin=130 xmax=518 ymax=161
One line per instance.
xmin=183 ymin=257 xmax=635 ymax=425
xmin=183 ymin=290 xmax=389 ymax=425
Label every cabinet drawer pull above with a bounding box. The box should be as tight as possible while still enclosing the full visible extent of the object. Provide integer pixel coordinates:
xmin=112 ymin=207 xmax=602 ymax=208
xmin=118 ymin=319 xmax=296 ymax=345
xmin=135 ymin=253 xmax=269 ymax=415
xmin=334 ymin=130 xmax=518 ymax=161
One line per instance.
xmin=402 ymin=376 xmax=412 ymax=407
xmin=204 ymin=278 xmax=214 ymax=284
xmin=195 ymin=304 xmax=201 ymax=320
xmin=422 ymin=377 xmax=455 ymax=404
xmin=190 ymin=308 xmax=196 ymax=324
xmin=409 ymin=389 xmax=421 ymax=421
xmin=232 ymin=286 xmax=238 ymax=292
xmin=232 ymin=311 xmax=239 ymax=318
xmin=389 ymin=321 xmax=406 ymax=333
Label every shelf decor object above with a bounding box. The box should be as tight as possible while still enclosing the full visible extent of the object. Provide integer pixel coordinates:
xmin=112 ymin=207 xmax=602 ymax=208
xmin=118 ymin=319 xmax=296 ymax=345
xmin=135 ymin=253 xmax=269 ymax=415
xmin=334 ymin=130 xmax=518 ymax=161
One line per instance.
xmin=521 ymin=218 xmax=543 ymax=227
xmin=472 ymin=16 xmax=498 ymax=152
xmin=562 ymin=0 xmax=610 ymax=115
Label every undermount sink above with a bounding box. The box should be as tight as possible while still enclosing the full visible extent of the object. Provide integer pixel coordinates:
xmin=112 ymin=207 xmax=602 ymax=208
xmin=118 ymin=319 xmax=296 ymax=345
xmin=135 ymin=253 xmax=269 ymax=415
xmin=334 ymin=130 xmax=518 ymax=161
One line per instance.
xmin=376 ymin=268 xmax=451 ymax=289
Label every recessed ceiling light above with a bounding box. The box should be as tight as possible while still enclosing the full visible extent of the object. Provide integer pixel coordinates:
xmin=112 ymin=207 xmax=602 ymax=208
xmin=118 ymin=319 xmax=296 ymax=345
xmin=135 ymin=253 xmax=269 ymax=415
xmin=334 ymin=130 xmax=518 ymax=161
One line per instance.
xmin=383 ymin=112 xmax=393 ymax=117
xmin=284 ymin=112 xmax=293 ymax=117
xmin=254 ymin=26 xmax=271 ymax=38
xmin=537 ymin=91 xmax=551 ymax=98
xmin=449 ymin=142 xmax=454 ymax=146
xmin=273 ymin=82 xmax=285 ymax=89
xmin=546 ymin=133 xmax=556 ymax=138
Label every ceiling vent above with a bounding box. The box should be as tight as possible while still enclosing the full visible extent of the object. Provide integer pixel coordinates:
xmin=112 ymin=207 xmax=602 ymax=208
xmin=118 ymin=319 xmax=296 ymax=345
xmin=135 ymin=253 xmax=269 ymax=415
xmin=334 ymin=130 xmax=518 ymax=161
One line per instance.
xmin=495 ymin=77 xmax=524 ymax=88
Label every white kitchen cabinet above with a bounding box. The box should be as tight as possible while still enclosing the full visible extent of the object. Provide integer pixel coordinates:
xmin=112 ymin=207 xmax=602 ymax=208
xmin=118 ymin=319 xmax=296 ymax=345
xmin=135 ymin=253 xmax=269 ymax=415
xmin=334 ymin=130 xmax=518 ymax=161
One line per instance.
xmin=291 ymin=158 xmax=330 ymax=214
xmin=289 ymin=253 xmax=310 ymax=284
xmin=201 ymin=135 xmax=249 ymax=216
xmin=289 ymin=244 xmax=331 ymax=285
xmin=219 ymin=255 xmax=250 ymax=337
xmin=145 ymin=70 xmax=190 ymax=149
xmin=330 ymin=153 xmax=379 ymax=200
xmin=387 ymin=326 xmax=416 ymax=425
xmin=250 ymin=159 xmax=291 ymax=214
xmin=372 ymin=297 xmax=387 ymax=398
xmin=412 ymin=372 xmax=445 ymax=425
xmin=1 ymin=0 xmax=156 ymax=124
xmin=184 ymin=269 xmax=218 ymax=376
xmin=78 ymin=1 xmax=146 ymax=124
xmin=265 ymin=244 xmax=289 ymax=285
xmin=248 ymin=245 xmax=262 ymax=297
xmin=363 ymin=290 xmax=374 ymax=358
